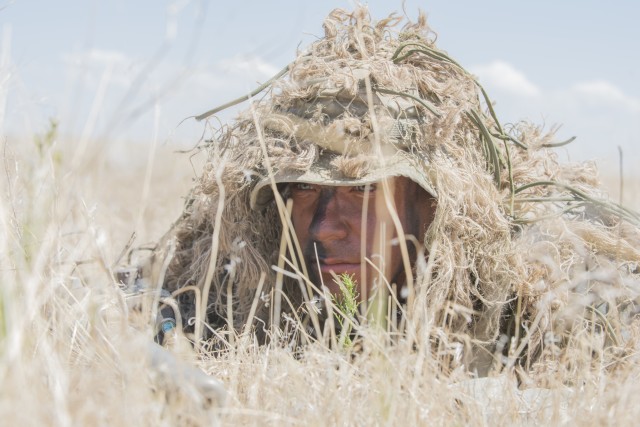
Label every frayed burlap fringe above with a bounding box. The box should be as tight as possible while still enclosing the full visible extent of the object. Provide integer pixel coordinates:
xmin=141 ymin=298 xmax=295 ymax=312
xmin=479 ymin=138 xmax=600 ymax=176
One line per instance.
xmin=144 ymin=7 xmax=640 ymax=376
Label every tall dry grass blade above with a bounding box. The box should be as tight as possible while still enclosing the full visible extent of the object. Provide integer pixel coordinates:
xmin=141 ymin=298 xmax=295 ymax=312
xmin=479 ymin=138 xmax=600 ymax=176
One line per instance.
xmin=198 ymin=158 xmax=227 ymax=344
xmin=467 ymin=109 xmax=501 ymax=186
xmin=372 ymin=86 xmax=441 ymax=118
xmin=195 ymin=64 xmax=290 ymax=121
xmin=541 ymin=136 xmax=577 ymax=148
xmin=242 ymin=273 xmax=266 ymax=337
xmin=515 ymin=180 xmax=640 ymax=226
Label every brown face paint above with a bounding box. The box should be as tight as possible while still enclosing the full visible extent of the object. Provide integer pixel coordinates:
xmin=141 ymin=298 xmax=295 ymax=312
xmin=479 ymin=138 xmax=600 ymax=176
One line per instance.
xmin=289 ymin=177 xmax=436 ymax=298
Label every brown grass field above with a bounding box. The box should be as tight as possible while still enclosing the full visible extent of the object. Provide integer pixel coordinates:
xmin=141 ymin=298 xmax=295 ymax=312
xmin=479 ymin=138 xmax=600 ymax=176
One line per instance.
xmin=3 ymin=0 xmax=640 ymax=421
xmin=0 ymin=126 xmax=639 ymax=426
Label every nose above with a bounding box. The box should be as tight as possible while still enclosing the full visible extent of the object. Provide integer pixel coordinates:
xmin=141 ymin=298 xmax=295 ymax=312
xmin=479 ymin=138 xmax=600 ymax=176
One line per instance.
xmin=308 ymin=189 xmax=348 ymax=243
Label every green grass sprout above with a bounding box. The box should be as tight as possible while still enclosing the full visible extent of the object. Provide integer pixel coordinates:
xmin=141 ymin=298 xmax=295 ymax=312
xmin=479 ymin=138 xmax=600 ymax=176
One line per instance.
xmin=332 ymin=273 xmax=360 ymax=348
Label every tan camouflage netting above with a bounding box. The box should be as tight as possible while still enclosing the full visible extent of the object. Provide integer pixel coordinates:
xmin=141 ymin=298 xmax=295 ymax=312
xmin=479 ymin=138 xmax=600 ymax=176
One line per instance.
xmin=141 ymin=7 xmax=640 ymax=376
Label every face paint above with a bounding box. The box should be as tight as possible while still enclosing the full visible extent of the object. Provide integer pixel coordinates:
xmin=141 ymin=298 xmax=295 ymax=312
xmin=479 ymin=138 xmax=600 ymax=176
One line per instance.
xmin=289 ymin=177 xmax=436 ymax=298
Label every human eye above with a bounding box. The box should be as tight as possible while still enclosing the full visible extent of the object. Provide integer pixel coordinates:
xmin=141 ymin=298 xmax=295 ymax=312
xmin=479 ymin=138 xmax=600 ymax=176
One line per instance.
xmin=294 ymin=182 xmax=315 ymax=191
xmin=353 ymin=183 xmax=376 ymax=192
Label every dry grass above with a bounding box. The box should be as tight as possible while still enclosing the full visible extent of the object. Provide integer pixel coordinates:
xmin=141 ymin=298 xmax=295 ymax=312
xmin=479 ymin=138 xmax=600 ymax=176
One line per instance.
xmin=3 ymin=8 xmax=640 ymax=426
xmin=1 ymin=119 xmax=639 ymax=427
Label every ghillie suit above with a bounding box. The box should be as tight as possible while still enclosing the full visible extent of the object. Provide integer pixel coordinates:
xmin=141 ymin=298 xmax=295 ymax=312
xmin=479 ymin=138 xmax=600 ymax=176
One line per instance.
xmin=138 ymin=8 xmax=640 ymax=378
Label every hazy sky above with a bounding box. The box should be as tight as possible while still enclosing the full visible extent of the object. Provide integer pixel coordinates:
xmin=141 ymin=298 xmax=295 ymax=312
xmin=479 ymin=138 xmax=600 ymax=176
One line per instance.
xmin=2 ymin=0 xmax=639 ymax=172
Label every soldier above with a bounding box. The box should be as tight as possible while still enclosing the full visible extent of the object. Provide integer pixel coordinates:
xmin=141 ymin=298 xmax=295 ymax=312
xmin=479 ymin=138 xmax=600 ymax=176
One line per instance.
xmin=138 ymin=7 xmax=640 ymax=375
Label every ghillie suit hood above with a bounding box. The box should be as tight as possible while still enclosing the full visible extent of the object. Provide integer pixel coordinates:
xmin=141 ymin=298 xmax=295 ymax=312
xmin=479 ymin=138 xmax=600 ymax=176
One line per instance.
xmin=142 ymin=8 xmax=640 ymax=376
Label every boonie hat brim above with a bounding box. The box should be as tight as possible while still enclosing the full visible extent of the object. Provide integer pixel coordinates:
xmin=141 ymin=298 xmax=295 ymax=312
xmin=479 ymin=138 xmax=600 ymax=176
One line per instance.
xmin=250 ymin=149 xmax=437 ymax=210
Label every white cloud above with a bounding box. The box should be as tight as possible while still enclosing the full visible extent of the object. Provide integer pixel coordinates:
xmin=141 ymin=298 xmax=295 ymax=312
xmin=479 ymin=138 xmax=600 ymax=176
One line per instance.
xmin=470 ymin=60 xmax=540 ymax=97
xmin=62 ymin=48 xmax=129 ymax=67
xmin=61 ymin=48 xmax=138 ymax=89
xmin=571 ymin=80 xmax=640 ymax=112
xmin=460 ymin=62 xmax=639 ymax=169
xmin=218 ymin=54 xmax=280 ymax=79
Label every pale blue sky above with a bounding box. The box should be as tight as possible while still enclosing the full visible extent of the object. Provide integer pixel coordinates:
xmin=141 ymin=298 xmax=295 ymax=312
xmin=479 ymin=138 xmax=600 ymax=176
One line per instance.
xmin=2 ymin=0 xmax=639 ymax=172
